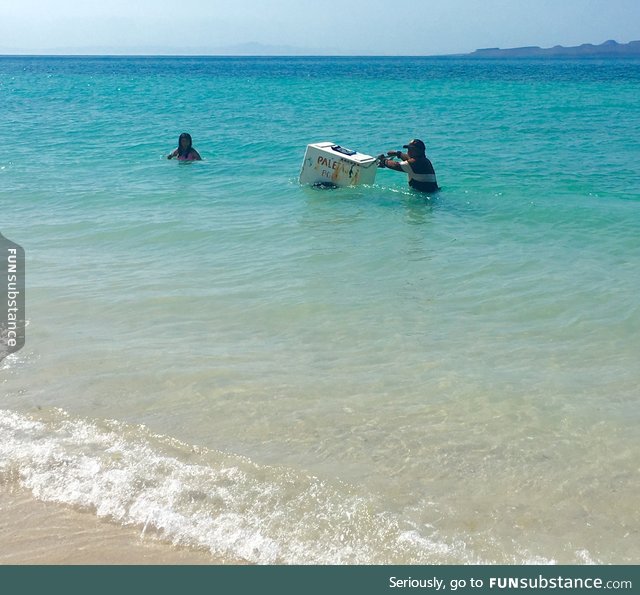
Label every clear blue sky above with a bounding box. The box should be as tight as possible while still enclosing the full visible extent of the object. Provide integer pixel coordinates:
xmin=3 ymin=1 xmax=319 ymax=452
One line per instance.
xmin=2 ymin=0 xmax=639 ymax=55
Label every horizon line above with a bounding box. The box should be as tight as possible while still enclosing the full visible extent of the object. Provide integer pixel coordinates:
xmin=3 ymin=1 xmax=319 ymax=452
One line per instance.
xmin=1 ymin=52 xmax=460 ymax=58
xmin=2 ymin=38 xmax=637 ymax=59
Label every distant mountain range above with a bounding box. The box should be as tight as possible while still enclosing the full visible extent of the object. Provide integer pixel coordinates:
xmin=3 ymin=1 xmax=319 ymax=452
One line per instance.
xmin=3 ymin=39 xmax=640 ymax=58
xmin=467 ymin=39 xmax=640 ymax=58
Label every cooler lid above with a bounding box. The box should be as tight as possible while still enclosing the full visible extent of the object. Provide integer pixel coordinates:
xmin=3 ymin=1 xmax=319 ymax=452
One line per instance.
xmin=308 ymin=142 xmax=376 ymax=164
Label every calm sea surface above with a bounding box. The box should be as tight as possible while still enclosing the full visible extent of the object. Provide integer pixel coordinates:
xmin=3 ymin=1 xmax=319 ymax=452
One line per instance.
xmin=1 ymin=56 xmax=639 ymax=563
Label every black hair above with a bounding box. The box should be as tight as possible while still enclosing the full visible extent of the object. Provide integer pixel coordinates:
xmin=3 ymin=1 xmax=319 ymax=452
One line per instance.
xmin=177 ymin=132 xmax=193 ymax=158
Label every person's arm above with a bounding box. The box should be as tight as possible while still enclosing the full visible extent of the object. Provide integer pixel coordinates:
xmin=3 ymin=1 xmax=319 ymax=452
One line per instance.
xmin=167 ymin=149 xmax=178 ymax=160
xmin=190 ymin=149 xmax=202 ymax=161
xmin=387 ymin=150 xmax=407 ymax=160
xmin=378 ymin=155 xmax=405 ymax=171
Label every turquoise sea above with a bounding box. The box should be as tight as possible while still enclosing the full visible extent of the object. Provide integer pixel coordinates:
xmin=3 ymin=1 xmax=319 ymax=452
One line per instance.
xmin=1 ymin=56 xmax=639 ymax=564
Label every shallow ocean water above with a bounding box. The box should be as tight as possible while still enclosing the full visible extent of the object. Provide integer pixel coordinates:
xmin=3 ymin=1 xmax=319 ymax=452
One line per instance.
xmin=1 ymin=56 xmax=639 ymax=563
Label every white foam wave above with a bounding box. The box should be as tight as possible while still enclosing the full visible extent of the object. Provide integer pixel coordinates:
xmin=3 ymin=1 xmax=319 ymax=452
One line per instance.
xmin=0 ymin=408 xmax=467 ymax=564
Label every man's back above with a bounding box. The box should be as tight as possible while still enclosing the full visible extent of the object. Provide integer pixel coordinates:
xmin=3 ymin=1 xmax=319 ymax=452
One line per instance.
xmin=400 ymin=156 xmax=439 ymax=193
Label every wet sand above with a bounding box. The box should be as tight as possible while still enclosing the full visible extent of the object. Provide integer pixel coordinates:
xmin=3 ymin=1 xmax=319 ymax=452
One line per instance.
xmin=0 ymin=487 xmax=241 ymax=565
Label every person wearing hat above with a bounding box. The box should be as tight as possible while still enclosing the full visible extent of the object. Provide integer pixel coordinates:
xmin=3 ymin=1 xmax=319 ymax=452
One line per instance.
xmin=378 ymin=139 xmax=439 ymax=193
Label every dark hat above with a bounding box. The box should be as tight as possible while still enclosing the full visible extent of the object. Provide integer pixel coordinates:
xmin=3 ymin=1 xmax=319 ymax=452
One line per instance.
xmin=403 ymin=139 xmax=426 ymax=152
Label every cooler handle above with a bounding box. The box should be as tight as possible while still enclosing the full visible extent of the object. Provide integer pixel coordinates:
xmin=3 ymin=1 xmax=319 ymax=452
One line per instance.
xmin=331 ymin=145 xmax=357 ymax=156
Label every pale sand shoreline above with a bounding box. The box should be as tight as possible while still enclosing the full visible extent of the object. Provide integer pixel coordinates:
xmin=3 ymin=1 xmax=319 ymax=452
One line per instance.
xmin=0 ymin=487 xmax=244 ymax=565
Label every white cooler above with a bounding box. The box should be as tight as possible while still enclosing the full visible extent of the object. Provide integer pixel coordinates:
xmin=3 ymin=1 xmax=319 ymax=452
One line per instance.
xmin=299 ymin=142 xmax=378 ymax=187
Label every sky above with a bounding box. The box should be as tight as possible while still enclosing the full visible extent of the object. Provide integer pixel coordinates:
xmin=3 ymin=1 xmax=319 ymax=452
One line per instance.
xmin=2 ymin=0 xmax=640 ymax=55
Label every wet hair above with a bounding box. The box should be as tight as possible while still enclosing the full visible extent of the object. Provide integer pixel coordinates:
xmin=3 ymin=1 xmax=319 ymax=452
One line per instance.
xmin=177 ymin=132 xmax=193 ymax=158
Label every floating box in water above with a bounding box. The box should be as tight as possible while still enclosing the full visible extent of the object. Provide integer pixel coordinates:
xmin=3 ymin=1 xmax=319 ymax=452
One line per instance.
xmin=299 ymin=142 xmax=378 ymax=187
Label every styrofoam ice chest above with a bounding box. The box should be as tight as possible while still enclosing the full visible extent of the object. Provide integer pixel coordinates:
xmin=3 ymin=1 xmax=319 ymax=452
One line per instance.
xmin=299 ymin=142 xmax=378 ymax=187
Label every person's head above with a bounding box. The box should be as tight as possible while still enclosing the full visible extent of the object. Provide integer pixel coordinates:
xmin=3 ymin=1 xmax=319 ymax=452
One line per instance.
xmin=178 ymin=132 xmax=193 ymax=155
xmin=403 ymin=138 xmax=426 ymax=158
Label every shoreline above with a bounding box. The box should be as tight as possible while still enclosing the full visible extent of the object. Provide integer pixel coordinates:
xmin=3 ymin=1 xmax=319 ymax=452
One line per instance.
xmin=0 ymin=486 xmax=243 ymax=565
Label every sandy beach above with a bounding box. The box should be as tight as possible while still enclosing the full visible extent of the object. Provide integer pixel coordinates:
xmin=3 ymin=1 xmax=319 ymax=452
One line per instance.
xmin=0 ymin=487 xmax=238 ymax=565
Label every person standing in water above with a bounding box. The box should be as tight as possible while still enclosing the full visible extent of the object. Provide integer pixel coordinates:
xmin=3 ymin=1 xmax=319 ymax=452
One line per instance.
xmin=378 ymin=138 xmax=438 ymax=193
xmin=167 ymin=132 xmax=202 ymax=161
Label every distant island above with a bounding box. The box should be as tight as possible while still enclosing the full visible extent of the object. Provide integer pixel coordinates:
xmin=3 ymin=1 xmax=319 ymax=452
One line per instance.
xmin=467 ymin=39 xmax=640 ymax=59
